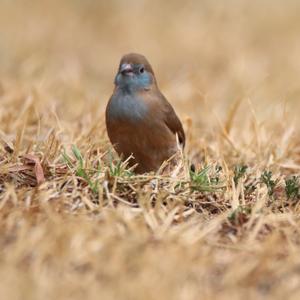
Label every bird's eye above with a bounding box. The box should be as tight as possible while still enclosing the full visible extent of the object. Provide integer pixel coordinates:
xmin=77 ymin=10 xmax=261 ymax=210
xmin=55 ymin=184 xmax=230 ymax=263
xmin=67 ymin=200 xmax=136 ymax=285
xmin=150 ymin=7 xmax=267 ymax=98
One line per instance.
xmin=139 ymin=67 xmax=145 ymax=73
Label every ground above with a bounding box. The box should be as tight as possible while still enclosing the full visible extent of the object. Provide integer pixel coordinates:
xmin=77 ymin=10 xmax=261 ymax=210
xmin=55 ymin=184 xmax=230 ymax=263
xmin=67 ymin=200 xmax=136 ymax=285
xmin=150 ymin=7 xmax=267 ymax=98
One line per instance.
xmin=0 ymin=1 xmax=300 ymax=299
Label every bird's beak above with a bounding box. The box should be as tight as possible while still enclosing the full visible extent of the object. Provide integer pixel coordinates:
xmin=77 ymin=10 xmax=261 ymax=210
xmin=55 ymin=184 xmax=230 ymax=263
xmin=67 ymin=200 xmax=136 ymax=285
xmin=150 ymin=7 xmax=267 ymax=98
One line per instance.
xmin=120 ymin=63 xmax=133 ymax=75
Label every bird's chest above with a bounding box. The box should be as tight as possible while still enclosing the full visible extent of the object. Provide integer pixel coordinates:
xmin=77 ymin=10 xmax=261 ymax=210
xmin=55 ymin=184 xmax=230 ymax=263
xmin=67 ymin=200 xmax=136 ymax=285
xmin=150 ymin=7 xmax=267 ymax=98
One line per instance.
xmin=108 ymin=93 xmax=148 ymax=123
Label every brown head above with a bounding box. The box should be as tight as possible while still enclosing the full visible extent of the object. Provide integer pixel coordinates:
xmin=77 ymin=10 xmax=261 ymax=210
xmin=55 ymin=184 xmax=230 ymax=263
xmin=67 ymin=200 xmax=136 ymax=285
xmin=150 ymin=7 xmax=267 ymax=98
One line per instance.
xmin=114 ymin=53 xmax=157 ymax=89
xmin=119 ymin=53 xmax=155 ymax=75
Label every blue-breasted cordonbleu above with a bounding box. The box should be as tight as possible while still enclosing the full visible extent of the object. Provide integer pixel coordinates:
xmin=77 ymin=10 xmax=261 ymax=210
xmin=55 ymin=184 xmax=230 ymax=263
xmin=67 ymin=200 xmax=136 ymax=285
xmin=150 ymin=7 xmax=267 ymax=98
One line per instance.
xmin=105 ymin=53 xmax=185 ymax=173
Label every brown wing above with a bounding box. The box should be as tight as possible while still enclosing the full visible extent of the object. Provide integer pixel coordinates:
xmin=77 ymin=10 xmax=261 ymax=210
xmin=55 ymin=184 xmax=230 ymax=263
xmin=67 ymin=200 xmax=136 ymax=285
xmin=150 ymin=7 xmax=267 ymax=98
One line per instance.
xmin=154 ymin=92 xmax=185 ymax=148
xmin=136 ymin=86 xmax=186 ymax=149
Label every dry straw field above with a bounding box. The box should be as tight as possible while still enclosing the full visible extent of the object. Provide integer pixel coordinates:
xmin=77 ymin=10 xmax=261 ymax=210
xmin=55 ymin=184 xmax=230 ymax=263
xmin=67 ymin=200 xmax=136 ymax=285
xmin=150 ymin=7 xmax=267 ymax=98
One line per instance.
xmin=1 ymin=0 xmax=300 ymax=299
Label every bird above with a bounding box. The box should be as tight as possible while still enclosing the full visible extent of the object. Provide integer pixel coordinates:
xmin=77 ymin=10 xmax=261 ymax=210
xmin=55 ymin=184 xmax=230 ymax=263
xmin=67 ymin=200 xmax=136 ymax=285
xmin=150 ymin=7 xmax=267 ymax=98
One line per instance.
xmin=105 ymin=53 xmax=185 ymax=174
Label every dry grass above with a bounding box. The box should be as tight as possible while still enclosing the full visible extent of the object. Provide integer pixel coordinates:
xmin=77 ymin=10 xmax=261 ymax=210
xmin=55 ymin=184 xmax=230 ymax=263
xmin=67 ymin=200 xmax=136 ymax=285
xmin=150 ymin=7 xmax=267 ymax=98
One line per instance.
xmin=1 ymin=0 xmax=300 ymax=299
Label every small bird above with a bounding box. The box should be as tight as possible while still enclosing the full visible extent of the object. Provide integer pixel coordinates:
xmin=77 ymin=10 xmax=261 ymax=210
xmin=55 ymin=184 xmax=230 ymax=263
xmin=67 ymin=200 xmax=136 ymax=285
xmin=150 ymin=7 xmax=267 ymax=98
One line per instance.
xmin=105 ymin=53 xmax=185 ymax=173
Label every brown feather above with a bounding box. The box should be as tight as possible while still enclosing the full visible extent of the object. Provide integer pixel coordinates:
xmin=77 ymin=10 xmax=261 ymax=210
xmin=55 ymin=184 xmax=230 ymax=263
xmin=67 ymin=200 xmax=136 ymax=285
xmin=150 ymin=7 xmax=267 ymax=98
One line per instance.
xmin=119 ymin=53 xmax=155 ymax=76
xmin=106 ymin=54 xmax=185 ymax=173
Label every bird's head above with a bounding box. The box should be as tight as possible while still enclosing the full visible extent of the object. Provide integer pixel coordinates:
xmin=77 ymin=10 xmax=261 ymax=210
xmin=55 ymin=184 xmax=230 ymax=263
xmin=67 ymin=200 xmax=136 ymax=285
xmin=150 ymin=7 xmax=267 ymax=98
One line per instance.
xmin=114 ymin=53 xmax=156 ymax=91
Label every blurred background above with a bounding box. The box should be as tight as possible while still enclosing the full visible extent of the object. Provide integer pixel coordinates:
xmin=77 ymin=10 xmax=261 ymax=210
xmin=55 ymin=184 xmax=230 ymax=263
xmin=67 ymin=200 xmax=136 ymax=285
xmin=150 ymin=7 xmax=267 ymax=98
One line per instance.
xmin=0 ymin=0 xmax=299 ymax=153
xmin=1 ymin=2 xmax=300 ymax=299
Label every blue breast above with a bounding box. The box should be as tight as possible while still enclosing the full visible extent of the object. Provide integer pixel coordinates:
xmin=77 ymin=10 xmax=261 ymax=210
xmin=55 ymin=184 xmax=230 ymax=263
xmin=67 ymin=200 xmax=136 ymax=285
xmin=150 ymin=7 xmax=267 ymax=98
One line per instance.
xmin=108 ymin=91 xmax=148 ymax=123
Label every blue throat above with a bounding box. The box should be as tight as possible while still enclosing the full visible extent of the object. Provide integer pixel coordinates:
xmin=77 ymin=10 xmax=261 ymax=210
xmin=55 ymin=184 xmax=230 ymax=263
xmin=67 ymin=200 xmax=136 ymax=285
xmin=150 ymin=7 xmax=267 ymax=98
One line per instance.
xmin=114 ymin=72 xmax=153 ymax=92
xmin=109 ymin=68 xmax=154 ymax=123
